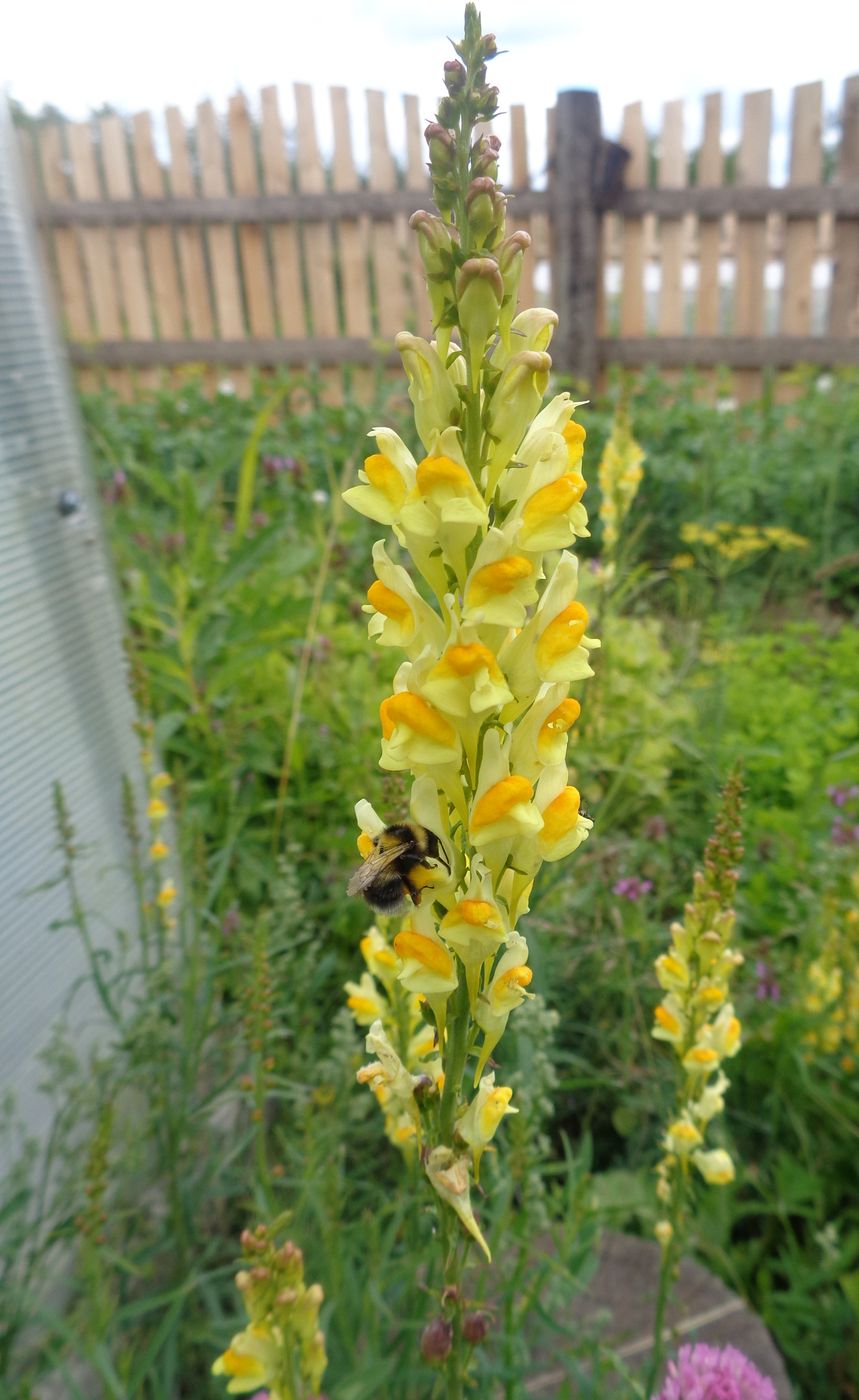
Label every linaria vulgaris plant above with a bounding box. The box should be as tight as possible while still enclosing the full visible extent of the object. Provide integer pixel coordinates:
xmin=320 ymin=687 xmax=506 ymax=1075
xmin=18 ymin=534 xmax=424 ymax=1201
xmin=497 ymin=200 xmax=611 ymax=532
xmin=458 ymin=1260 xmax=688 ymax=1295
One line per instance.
xmin=341 ymin=7 xmax=597 ymax=1394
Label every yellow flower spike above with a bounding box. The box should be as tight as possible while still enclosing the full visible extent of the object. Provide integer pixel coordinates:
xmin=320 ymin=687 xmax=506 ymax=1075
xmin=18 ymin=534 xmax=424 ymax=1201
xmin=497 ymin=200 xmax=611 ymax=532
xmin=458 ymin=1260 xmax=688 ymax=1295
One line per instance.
xmin=147 ymin=797 xmax=168 ymax=825
xmin=149 ymin=840 xmax=169 ymax=862
xmin=156 ymin=879 xmax=177 ymax=909
xmin=425 ymin=1146 xmax=491 ymax=1261
xmin=691 ymin=1148 xmax=735 ymax=1186
xmin=456 ymin=1072 xmax=518 ymax=1182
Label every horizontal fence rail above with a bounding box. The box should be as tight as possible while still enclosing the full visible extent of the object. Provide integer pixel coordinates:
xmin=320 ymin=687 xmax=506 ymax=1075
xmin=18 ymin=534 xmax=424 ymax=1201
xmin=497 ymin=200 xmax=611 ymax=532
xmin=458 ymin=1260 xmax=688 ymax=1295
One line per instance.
xmin=12 ymin=72 xmax=859 ymax=396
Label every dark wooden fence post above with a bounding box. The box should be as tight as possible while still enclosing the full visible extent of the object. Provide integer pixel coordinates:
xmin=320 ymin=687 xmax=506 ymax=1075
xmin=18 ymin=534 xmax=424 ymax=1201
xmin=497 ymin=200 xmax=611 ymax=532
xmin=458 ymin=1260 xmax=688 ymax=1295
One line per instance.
xmin=551 ymin=89 xmax=603 ymax=388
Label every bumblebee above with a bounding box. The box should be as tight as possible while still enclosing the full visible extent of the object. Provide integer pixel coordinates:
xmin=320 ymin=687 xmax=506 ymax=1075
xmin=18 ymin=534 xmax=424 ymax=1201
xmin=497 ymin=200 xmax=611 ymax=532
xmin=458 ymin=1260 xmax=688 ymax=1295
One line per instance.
xmin=347 ymin=821 xmax=450 ymax=914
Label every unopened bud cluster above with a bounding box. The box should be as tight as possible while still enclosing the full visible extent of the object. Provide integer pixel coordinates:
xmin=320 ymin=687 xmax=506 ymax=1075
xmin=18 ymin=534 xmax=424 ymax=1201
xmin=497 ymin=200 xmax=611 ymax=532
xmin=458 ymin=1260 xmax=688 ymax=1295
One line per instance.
xmin=213 ymin=1220 xmax=327 ymax=1399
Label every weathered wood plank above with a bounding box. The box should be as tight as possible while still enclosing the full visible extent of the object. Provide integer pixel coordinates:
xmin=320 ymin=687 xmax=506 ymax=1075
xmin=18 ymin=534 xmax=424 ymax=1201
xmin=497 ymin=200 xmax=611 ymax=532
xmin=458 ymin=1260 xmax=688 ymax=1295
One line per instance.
xmin=619 ymin=102 xmax=647 ymax=337
xmin=782 ymin=82 xmax=823 ymax=334
xmin=165 ymin=107 xmax=215 ymax=339
xmin=552 ymin=90 xmax=602 ymax=385
xmin=658 ymin=99 xmax=686 ymax=335
xmin=510 ymin=104 xmax=536 ymax=310
xmin=132 ymin=112 xmax=184 ymax=339
xmin=697 ymin=92 xmax=723 ymax=334
xmin=228 ymin=92 xmax=276 ymax=339
xmin=259 ymin=86 xmax=306 ymax=337
xmin=734 ymin=89 xmax=772 ymax=398
xmin=829 ymin=74 xmax=859 ymax=336
xmin=294 ymin=83 xmax=340 ymax=339
xmin=367 ymin=89 xmax=408 ymax=338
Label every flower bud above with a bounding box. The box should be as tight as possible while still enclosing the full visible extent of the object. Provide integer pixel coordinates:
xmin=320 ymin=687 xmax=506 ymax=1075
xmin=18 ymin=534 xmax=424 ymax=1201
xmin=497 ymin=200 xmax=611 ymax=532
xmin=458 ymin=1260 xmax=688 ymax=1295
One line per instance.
xmin=421 ymin=1316 xmax=453 ymax=1362
xmin=456 ymin=257 xmax=504 ymax=381
xmin=463 ymin=1310 xmax=491 ymax=1344
xmin=496 ymin=231 xmax=532 ymax=346
xmin=472 ymin=133 xmax=501 ymax=180
xmin=481 ymin=32 xmax=498 ymax=58
xmin=443 ymin=59 xmax=467 ymax=94
xmin=654 ymin=1220 xmax=673 ymax=1247
xmin=466 ymin=177 xmax=507 ymax=248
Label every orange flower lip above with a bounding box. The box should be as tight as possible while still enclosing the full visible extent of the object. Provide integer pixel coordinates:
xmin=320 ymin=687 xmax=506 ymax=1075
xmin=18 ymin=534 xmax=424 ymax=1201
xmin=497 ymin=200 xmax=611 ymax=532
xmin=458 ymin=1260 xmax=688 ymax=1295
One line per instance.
xmin=379 ymin=693 xmax=457 ymax=746
xmin=443 ymin=898 xmax=500 ymax=928
xmin=538 ymin=697 xmax=581 ymax=747
xmin=393 ymin=929 xmax=455 ymax=977
xmin=364 ymin=452 xmax=407 ymax=507
xmin=521 ymin=473 xmax=586 ymax=533
xmin=470 ymin=775 xmax=534 ymax=829
xmin=367 ymin=579 xmax=412 ymax=625
xmin=536 ymin=602 xmax=589 ymax=668
xmin=416 ymin=454 xmax=477 ymax=495
xmin=655 ymin=1005 xmax=680 ymax=1034
xmin=434 ymin=642 xmax=503 ymax=679
xmin=467 ymin=556 xmax=533 ymax=607
xmin=539 ymin=786 xmax=581 ymax=845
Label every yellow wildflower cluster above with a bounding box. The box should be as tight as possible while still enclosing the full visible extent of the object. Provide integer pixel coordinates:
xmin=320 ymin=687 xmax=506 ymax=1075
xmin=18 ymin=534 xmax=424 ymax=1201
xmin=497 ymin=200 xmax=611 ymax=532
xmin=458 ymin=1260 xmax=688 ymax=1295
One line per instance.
xmin=145 ymin=769 xmax=176 ymax=926
xmin=343 ymin=6 xmax=596 ymax=1269
xmin=673 ymin=520 xmax=809 ymax=570
xmin=803 ymin=903 xmax=859 ymax=1070
xmin=652 ymin=772 xmax=745 ymax=1239
xmin=597 ymin=401 xmax=645 ymax=558
xmin=212 ymin=1220 xmax=326 ymax=1399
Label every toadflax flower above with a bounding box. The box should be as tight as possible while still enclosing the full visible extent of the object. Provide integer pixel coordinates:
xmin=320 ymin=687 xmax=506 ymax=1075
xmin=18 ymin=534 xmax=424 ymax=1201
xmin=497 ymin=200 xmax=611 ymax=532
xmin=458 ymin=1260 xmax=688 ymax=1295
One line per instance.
xmin=343 ymin=4 xmax=599 ymax=1380
xmin=656 ymin=1342 xmax=777 ymax=1400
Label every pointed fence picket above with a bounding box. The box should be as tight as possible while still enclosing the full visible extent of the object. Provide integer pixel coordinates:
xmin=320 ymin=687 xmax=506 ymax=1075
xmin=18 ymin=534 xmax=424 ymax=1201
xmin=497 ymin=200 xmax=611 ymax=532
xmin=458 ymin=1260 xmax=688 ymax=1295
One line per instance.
xmin=18 ymin=74 xmax=859 ymax=397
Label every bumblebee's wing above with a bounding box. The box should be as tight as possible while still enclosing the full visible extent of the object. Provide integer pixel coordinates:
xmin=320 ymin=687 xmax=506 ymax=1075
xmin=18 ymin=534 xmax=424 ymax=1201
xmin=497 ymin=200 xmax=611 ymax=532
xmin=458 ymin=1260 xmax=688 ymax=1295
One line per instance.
xmin=346 ymin=841 xmax=409 ymax=897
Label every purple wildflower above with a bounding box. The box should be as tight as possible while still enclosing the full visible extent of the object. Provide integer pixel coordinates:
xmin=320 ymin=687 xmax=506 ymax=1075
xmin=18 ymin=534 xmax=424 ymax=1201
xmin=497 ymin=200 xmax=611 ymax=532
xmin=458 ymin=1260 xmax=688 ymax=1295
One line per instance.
xmin=613 ymin=876 xmax=653 ymax=902
xmin=826 ymin=784 xmax=859 ymax=809
xmin=754 ymin=960 xmax=781 ymax=1003
xmin=656 ymin=1342 xmax=777 ymax=1400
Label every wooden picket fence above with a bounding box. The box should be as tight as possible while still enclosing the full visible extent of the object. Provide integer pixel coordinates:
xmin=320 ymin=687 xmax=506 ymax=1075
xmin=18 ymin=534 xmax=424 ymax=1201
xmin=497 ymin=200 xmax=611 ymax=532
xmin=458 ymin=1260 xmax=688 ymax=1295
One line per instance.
xmin=15 ymin=74 xmax=859 ymax=398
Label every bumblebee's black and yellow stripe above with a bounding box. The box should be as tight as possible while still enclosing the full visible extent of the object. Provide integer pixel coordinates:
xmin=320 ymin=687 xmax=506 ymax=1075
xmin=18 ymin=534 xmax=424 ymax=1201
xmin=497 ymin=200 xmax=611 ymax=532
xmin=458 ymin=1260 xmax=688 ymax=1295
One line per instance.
xmin=347 ymin=821 xmax=448 ymax=913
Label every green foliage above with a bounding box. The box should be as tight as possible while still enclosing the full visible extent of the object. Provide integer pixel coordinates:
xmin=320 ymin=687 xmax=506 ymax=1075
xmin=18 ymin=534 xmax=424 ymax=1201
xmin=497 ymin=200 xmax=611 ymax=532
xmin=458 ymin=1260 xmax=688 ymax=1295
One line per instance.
xmin=5 ymin=370 xmax=858 ymax=1397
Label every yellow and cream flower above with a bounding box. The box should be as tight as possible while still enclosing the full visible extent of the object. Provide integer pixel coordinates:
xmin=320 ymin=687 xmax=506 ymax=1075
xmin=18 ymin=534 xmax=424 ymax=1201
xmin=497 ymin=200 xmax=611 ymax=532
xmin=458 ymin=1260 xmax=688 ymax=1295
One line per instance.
xmin=474 ymin=933 xmax=534 ymax=1081
xmin=364 ymin=540 xmax=447 ymax=656
xmin=342 ymin=427 xmax=416 ymax=525
xmin=462 ymin=525 xmax=541 ymax=629
xmin=456 ymin=1071 xmax=517 ymax=1180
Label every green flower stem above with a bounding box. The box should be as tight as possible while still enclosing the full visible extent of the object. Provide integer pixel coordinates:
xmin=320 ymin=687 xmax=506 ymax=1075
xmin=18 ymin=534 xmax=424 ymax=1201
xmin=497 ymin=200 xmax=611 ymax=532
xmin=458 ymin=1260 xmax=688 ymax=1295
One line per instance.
xmin=646 ymin=1163 xmax=688 ymax=1396
xmin=440 ymin=971 xmax=471 ymax=1144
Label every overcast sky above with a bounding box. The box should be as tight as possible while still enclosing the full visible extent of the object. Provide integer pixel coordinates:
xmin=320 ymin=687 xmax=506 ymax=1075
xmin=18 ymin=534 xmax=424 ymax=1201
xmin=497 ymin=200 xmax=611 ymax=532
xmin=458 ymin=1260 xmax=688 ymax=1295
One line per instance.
xmin=6 ymin=0 xmax=858 ymax=181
